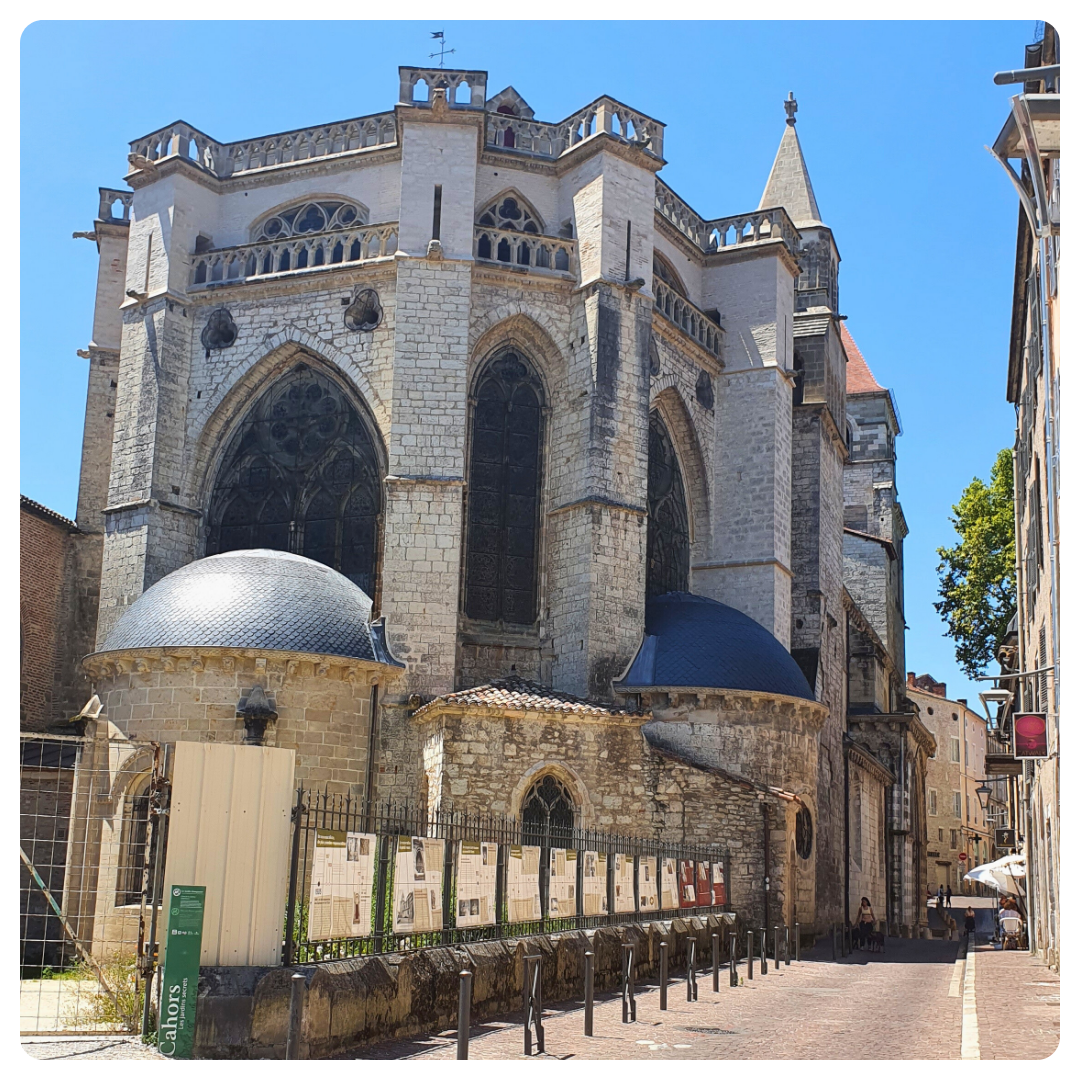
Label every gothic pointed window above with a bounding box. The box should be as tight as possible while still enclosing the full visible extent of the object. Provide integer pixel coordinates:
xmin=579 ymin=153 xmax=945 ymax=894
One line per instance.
xmin=646 ymin=411 xmax=690 ymax=598
xmin=522 ymin=773 xmax=576 ymax=838
xmin=464 ymin=350 xmax=544 ymax=626
xmin=251 ymin=199 xmax=368 ymax=242
xmin=477 ymin=194 xmax=542 ymax=234
xmin=652 ymin=252 xmax=687 ymax=297
xmin=206 ymin=363 xmax=383 ymax=597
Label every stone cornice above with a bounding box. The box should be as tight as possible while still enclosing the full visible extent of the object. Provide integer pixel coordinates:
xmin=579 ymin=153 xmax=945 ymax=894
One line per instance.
xmin=846 ymin=739 xmax=896 ymax=785
xmin=847 ymin=710 xmax=937 ymax=757
xmin=471 ymin=263 xmax=577 ymax=293
xmin=629 ymin=687 xmax=828 ymax=725
xmin=551 ymin=131 xmax=665 ymax=178
xmin=185 ymin=259 xmax=398 ymax=306
xmin=704 ymin=236 xmax=800 ymax=279
xmin=653 ymin=213 xmax=707 ymax=267
xmin=651 ymin=310 xmax=724 ymax=376
xmin=412 ymin=701 xmax=647 ymax=728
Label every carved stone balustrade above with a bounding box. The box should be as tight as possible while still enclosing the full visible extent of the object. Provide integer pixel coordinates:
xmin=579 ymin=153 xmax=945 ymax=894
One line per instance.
xmin=98 ymin=187 xmax=133 ymax=223
xmin=190 ymin=223 xmax=399 ymax=289
xmin=704 ymin=207 xmax=800 ymax=257
xmin=129 ymin=113 xmax=397 ymax=180
xmin=474 ymin=226 xmax=576 ymax=277
xmin=652 ymin=277 xmax=722 ymax=358
xmin=485 ymin=116 xmax=569 ymax=157
xmin=654 ymin=179 xmax=708 ymax=247
xmin=398 ymin=66 xmax=487 ymax=107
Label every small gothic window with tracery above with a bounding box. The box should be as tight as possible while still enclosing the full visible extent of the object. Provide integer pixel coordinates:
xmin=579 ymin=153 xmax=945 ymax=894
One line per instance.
xmin=652 ymin=252 xmax=687 ymax=297
xmin=522 ymin=773 xmax=577 ymax=837
xmin=252 ymin=200 xmax=368 ymax=241
xmin=116 ymin=775 xmax=152 ymax=906
xmin=464 ymin=350 xmax=544 ymax=626
xmin=477 ymin=195 xmax=541 ymax=234
xmin=646 ymin=411 xmax=690 ymax=598
xmin=206 ymin=364 xmax=383 ymax=597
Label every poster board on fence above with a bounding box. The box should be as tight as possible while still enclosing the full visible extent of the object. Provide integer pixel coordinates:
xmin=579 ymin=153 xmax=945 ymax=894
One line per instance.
xmin=308 ymin=829 xmax=376 ymax=940
xmin=661 ymin=857 xmax=679 ymax=910
xmin=711 ymin=861 xmax=726 ymax=906
xmin=392 ymin=836 xmax=444 ymax=934
xmin=613 ymin=852 xmax=635 ymax=914
xmin=548 ymin=847 xmax=577 ymax=917
xmin=638 ymin=856 xmax=658 ymax=912
xmin=507 ymin=844 xmax=542 ymax=921
xmin=455 ymin=841 xmax=497 ymax=927
xmin=678 ymin=859 xmax=697 ymax=908
xmin=695 ymin=861 xmax=713 ymax=908
xmin=582 ymin=850 xmax=608 ymax=915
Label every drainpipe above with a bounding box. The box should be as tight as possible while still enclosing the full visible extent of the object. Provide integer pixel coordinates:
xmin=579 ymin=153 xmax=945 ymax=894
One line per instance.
xmin=898 ymin=733 xmax=906 ymax=933
xmin=363 ymin=682 xmax=380 ymax=828
xmin=761 ymin=801 xmax=769 ymax=934
xmin=843 ymin=738 xmax=851 ymax=929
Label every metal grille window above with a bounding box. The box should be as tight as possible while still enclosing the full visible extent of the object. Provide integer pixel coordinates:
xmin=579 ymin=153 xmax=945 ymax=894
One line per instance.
xmin=206 ymin=363 xmax=383 ymax=597
xmin=116 ymin=775 xmax=152 ymax=906
xmin=464 ymin=350 xmax=544 ymax=626
xmin=646 ymin=412 xmax=690 ymax=598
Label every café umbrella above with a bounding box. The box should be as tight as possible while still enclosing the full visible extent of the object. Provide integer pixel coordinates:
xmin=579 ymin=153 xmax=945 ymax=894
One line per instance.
xmin=964 ymin=852 xmax=1026 ymax=896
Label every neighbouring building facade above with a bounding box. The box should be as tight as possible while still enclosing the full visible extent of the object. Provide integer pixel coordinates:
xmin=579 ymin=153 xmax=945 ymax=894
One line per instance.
xmin=988 ymin=24 xmax=1060 ymax=970
xmin=23 ymin=65 xmax=925 ymax=940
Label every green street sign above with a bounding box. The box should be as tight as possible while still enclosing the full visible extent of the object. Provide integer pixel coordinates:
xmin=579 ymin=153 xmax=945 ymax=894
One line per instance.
xmin=158 ymin=885 xmax=205 ymax=1059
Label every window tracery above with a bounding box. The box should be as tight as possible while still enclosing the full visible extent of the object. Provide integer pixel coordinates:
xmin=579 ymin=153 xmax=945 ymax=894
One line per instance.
xmin=251 ymin=199 xmax=368 ymax=242
xmin=464 ymin=350 xmax=544 ymax=626
xmin=646 ymin=411 xmax=690 ymax=598
xmin=652 ymin=252 xmax=687 ymax=297
xmin=522 ymin=773 xmax=577 ymax=835
xmin=477 ymin=195 xmax=541 ymax=234
xmin=116 ymin=775 xmax=152 ymax=906
xmin=206 ymin=363 xmax=383 ymax=597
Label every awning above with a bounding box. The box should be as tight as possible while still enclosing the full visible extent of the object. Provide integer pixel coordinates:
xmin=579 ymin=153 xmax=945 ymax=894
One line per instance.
xmin=964 ymin=853 xmax=1026 ymax=895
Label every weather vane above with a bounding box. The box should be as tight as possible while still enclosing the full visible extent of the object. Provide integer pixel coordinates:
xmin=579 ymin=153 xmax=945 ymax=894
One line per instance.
xmin=429 ymin=31 xmax=455 ymax=68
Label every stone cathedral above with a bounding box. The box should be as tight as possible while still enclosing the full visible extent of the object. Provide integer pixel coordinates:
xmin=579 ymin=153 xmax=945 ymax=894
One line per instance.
xmin=44 ymin=66 xmax=930 ymax=935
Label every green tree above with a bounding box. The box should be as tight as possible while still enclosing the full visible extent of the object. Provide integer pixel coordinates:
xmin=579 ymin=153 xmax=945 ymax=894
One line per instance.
xmin=934 ymin=448 xmax=1017 ymax=677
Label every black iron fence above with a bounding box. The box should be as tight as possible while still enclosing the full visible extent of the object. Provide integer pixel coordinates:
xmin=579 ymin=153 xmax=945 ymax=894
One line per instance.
xmin=285 ymin=789 xmax=731 ymax=965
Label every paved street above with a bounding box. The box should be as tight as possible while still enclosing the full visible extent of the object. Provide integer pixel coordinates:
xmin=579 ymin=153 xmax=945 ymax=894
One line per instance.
xmin=348 ymin=934 xmax=1060 ymax=1061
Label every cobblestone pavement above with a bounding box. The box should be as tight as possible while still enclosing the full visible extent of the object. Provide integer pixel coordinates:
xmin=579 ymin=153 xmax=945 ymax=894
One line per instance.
xmin=974 ymin=944 xmax=1060 ymax=1059
xmin=21 ymin=1036 xmax=163 ymax=1061
xmin=350 ymin=936 xmax=967 ymax=1060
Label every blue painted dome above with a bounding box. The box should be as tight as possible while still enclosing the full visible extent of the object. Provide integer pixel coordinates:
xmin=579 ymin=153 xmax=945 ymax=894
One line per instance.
xmin=96 ymin=549 xmax=400 ymax=666
xmin=615 ymin=592 xmax=814 ymax=700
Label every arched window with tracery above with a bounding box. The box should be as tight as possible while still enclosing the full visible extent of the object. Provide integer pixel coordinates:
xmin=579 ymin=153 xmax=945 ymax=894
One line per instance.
xmin=477 ymin=194 xmax=542 ymax=234
xmin=652 ymin=252 xmax=687 ymax=297
xmin=464 ymin=350 xmax=544 ymax=627
xmin=116 ymin=775 xmax=152 ymax=906
xmin=206 ymin=363 xmax=383 ymax=597
xmin=522 ymin=773 xmax=577 ymax=837
xmin=251 ymin=199 xmax=368 ymax=242
xmin=646 ymin=411 xmax=690 ymax=597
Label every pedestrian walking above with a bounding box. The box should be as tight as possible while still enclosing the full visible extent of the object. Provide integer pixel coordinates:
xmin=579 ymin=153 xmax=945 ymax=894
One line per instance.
xmin=937 ymin=885 xmax=944 ymax=905
xmin=964 ymin=906 xmax=977 ymax=944
xmin=857 ymin=897 xmax=875 ymax=949
xmin=945 ymin=885 xmax=952 ymax=909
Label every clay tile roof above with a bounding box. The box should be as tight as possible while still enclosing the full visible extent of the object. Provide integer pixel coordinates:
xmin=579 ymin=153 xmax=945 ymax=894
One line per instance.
xmin=415 ymin=676 xmax=643 ymax=718
xmin=841 ymin=324 xmax=884 ymax=394
xmin=20 ymin=495 xmax=77 ymax=531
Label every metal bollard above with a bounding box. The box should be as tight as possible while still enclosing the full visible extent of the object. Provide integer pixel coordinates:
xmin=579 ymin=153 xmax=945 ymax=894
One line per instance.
xmin=729 ymin=932 xmax=738 ymax=987
xmin=773 ymin=926 xmax=780 ymax=971
xmin=686 ymin=938 xmax=698 ymax=1002
xmin=584 ymin=951 xmax=594 ymax=1037
xmin=759 ymin=929 xmax=767 ymax=976
xmin=523 ymin=954 xmax=544 ymax=1055
xmin=285 ymin=971 xmax=306 ymax=1060
xmin=621 ymin=943 xmax=636 ymax=1023
xmin=712 ymin=933 xmax=720 ymax=992
xmin=795 ymin=922 xmax=801 ymax=962
xmin=659 ymin=940 xmax=668 ymax=1010
xmin=747 ymin=930 xmax=754 ymax=979
xmin=831 ymin=922 xmax=837 ymax=961
xmin=785 ymin=925 xmax=791 ymax=966
xmin=456 ymin=970 xmax=472 ymax=1060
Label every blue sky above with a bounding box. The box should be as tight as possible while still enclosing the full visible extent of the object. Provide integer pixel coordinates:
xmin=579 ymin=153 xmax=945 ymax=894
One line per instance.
xmin=20 ymin=19 xmax=1032 ymax=706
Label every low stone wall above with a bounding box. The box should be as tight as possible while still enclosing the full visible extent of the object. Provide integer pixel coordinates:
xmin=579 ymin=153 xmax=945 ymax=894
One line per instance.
xmin=194 ymin=913 xmax=739 ymax=1059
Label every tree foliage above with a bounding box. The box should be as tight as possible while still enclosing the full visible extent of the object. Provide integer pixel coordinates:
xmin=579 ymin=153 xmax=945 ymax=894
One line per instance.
xmin=934 ymin=449 xmax=1017 ymax=678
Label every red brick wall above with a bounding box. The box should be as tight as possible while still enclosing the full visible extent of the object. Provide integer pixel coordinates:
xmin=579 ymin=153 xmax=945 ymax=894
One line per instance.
xmin=20 ymin=506 xmax=72 ymax=732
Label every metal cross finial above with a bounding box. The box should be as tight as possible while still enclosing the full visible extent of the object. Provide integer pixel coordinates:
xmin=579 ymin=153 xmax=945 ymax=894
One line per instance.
xmin=429 ymin=30 xmax=455 ymax=68
xmin=785 ymin=91 xmax=798 ymax=125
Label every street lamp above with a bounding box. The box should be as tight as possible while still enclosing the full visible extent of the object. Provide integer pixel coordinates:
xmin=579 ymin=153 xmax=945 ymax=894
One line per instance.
xmin=975 ymin=781 xmax=993 ymax=813
xmin=978 ymin=688 xmax=1013 ymax=728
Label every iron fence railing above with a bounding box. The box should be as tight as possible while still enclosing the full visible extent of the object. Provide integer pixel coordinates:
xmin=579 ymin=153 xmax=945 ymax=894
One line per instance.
xmin=285 ymin=789 xmax=731 ymax=965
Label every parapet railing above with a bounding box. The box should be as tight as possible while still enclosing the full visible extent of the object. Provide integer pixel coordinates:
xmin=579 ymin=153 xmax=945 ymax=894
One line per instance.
xmin=97 ymin=187 xmax=133 ymax=223
xmin=473 ymin=225 xmax=577 ymax=277
xmin=190 ymin=222 xmax=398 ymax=288
xmin=486 ymin=95 xmax=664 ymax=161
xmin=130 ymin=112 xmax=398 ymax=180
xmin=655 ymin=179 xmax=801 ymax=260
xmin=652 ymin=277 xmax=722 ymax=358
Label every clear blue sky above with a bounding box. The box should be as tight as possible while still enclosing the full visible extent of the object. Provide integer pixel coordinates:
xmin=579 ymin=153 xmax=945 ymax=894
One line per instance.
xmin=20 ymin=19 xmax=1032 ymax=706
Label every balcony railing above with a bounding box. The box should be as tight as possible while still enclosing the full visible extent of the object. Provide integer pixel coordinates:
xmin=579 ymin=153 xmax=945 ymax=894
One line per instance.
xmin=130 ymin=113 xmax=397 ymax=180
xmin=655 ymin=179 xmax=709 ymax=248
xmin=190 ymin=223 xmax=398 ymax=288
xmin=474 ymin=225 xmax=577 ymax=277
xmin=653 ymin=277 xmax=722 ymax=358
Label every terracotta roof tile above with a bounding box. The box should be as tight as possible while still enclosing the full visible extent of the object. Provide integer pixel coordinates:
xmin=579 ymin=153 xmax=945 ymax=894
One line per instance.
xmin=415 ymin=677 xmax=643 ymax=718
xmin=841 ymin=324 xmax=884 ymax=394
xmin=20 ymin=495 xmax=77 ymax=531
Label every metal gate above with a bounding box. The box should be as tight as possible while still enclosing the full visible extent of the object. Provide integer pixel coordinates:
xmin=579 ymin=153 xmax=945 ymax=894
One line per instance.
xmin=19 ymin=732 xmax=171 ymax=1036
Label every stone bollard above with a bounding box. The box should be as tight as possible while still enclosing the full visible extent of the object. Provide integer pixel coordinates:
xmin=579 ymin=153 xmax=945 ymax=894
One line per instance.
xmin=285 ymin=971 xmax=306 ymax=1060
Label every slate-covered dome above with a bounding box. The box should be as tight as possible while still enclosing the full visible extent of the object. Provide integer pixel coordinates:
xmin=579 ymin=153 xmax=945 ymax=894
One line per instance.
xmin=96 ymin=549 xmax=401 ymax=665
xmin=615 ymin=592 xmax=814 ymax=701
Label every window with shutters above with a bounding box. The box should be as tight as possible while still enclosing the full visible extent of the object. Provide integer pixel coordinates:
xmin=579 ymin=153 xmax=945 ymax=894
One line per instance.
xmin=929 ymin=789 xmax=938 ymax=816
xmin=646 ymin=411 xmax=690 ymax=598
xmin=953 ymin=791 xmax=963 ymax=819
xmin=206 ymin=363 xmax=384 ymax=598
xmin=950 ymin=737 xmax=961 ymax=764
xmin=463 ymin=350 xmax=544 ymax=627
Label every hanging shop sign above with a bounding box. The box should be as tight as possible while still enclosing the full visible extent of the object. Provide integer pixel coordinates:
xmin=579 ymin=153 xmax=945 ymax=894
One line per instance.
xmin=1013 ymin=713 xmax=1049 ymax=758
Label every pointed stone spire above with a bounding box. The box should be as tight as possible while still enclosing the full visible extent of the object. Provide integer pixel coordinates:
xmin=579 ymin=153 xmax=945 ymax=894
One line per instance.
xmin=758 ymin=92 xmax=823 ymax=228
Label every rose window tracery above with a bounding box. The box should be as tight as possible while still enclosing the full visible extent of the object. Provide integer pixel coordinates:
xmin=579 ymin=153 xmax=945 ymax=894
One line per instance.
xmin=252 ymin=200 xmax=368 ymax=242
xmin=477 ymin=196 xmax=541 ymax=234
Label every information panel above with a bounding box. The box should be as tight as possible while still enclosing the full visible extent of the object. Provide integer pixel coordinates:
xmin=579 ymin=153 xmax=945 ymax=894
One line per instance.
xmin=548 ymin=847 xmax=577 ymax=917
xmin=661 ymin=857 xmax=679 ymax=910
xmin=711 ymin=861 xmax=726 ymax=907
xmin=613 ymin=852 xmax=635 ymax=913
xmin=392 ymin=836 xmax=444 ymax=934
xmin=638 ymin=856 xmax=658 ymax=912
xmin=582 ymin=850 xmax=608 ymax=915
xmin=678 ymin=859 xmax=697 ymax=908
xmin=308 ymin=829 xmax=376 ymax=940
xmin=157 ymin=885 xmax=205 ymax=1060
xmin=507 ymin=844 xmax=542 ymax=922
xmin=455 ymin=841 xmax=497 ymax=927
xmin=695 ymin=861 xmax=712 ymax=907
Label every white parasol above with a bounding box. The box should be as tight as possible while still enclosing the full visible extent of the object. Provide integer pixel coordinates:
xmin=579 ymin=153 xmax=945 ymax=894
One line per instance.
xmin=964 ymin=852 xmax=1026 ymax=895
